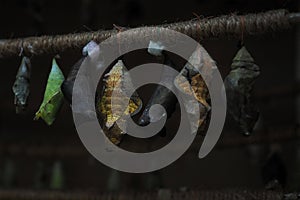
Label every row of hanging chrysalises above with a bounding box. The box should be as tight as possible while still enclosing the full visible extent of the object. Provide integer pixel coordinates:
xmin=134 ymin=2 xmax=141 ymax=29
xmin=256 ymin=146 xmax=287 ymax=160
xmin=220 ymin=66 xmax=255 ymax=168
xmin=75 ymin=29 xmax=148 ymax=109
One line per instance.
xmin=12 ymin=40 xmax=260 ymax=145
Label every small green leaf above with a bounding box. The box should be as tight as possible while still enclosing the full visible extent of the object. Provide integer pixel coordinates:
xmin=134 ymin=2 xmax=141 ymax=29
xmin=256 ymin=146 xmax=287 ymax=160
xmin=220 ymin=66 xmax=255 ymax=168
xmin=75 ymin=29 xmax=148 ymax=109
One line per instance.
xmin=34 ymin=58 xmax=65 ymax=125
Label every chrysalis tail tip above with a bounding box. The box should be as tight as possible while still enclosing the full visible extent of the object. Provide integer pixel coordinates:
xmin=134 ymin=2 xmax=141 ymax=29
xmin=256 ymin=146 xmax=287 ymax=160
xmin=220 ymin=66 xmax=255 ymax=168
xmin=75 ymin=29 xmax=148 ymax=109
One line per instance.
xmin=243 ymin=131 xmax=251 ymax=136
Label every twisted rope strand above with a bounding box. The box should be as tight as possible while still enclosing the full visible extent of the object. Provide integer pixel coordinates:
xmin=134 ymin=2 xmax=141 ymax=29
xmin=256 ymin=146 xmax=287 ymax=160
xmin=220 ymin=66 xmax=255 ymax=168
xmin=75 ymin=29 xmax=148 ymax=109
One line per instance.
xmin=0 ymin=9 xmax=294 ymax=58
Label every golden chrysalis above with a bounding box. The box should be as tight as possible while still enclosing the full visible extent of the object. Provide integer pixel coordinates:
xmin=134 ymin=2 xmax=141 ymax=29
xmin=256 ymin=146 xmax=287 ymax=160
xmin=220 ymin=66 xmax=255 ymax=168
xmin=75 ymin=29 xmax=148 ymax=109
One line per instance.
xmin=97 ymin=60 xmax=142 ymax=145
xmin=174 ymin=45 xmax=215 ymax=133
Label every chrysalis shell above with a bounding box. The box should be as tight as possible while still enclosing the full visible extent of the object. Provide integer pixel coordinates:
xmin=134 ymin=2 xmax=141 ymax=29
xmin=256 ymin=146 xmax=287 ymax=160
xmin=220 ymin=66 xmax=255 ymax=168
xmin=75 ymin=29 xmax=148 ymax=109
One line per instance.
xmin=61 ymin=41 xmax=98 ymax=104
xmin=224 ymin=46 xmax=260 ymax=135
xmin=174 ymin=45 xmax=215 ymax=133
xmin=34 ymin=58 xmax=65 ymax=125
xmin=12 ymin=56 xmax=31 ymax=113
xmin=97 ymin=60 xmax=142 ymax=145
xmin=138 ymin=41 xmax=177 ymax=127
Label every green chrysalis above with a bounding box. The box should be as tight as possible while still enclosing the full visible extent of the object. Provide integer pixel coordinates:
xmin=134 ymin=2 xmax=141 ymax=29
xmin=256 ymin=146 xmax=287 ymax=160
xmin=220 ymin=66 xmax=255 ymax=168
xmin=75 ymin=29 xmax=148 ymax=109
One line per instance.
xmin=34 ymin=58 xmax=65 ymax=125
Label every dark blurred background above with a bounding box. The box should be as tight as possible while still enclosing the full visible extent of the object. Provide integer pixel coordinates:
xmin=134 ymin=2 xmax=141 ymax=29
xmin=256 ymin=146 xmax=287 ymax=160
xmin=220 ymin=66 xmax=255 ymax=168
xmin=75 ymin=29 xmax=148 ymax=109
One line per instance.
xmin=0 ymin=0 xmax=299 ymax=194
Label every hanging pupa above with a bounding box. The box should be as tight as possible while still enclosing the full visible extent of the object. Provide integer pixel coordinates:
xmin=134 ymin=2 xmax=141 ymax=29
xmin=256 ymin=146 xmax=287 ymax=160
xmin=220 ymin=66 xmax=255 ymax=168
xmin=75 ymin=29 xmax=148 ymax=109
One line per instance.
xmin=224 ymin=46 xmax=260 ymax=135
xmin=12 ymin=56 xmax=31 ymax=113
xmin=174 ymin=45 xmax=216 ymax=134
xmin=34 ymin=58 xmax=65 ymax=125
xmin=61 ymin=41 xmax=98 ymax=104
xmin=97 ymin=60 xmax=143 ymax=145
xmin=61 ymin=58 xmax=84 ymax=104
xmin=138 ymin=41 xmax=177 ymax=127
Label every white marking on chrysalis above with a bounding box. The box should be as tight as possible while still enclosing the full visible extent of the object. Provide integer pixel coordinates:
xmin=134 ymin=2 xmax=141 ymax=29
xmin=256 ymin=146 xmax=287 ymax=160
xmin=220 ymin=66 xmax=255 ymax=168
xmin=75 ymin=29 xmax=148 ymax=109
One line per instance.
xmin=148 ymin=40 xmax=165 ymax=56
xmin=82 ymin=40 xmax=99 ymax=57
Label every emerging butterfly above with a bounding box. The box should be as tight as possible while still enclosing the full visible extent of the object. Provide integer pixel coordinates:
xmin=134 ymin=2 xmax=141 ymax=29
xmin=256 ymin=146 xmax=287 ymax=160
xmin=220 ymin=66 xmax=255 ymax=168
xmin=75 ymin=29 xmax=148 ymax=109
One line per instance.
xmin=97 ymin=60 xmax=142 ymax=145
xmin=34 ymin=58 xmax=65 ymax=125
xmin=12 ymin=56 xmax=31 ymax=113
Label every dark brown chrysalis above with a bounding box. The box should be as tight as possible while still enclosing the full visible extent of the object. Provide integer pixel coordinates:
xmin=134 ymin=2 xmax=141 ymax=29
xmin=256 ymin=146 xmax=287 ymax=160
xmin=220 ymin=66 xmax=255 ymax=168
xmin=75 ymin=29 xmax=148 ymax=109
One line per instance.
xmin=12 ymin=56 xmax=31 ymax=113
xmin=61 ymin=41 xmax=98 ymax=104
xmin=61 ymin=58 xmax=84 ymax=104
xmin=138 ymin=41 xmax=177 ymax=128
xmin=224 ymin=46 xmax=260 ymax=135
xmin=138 ymin=59 xmax=178 ymax=127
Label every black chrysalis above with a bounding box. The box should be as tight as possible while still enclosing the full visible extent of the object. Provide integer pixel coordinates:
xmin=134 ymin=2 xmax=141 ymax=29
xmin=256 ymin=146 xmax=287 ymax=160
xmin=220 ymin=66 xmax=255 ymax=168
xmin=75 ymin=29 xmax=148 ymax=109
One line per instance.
xmin=138 ymin=41 xmax=177 ymax=128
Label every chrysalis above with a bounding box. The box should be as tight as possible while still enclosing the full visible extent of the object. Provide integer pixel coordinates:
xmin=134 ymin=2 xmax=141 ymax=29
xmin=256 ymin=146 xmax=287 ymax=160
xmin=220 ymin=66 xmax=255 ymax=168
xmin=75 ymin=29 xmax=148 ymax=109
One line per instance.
xmin=97 ymin=60 xmax=143 ymax=145
xmin=12 ymin=56 xmax=31 ymax=113
xmin=61 ymin=41 xmax=98 ymax=104
xmin=224 ymin=46 xmax=260 ymax=135
xmin=174 ymin=45 xmax=215 ymax=133
xmin=138 ymin=41 xmax=177 ymax=127
xmin=61 ymin=58 xmax=84 ymax=104
xmin=34 ymin=58 xmax=65 ymax=125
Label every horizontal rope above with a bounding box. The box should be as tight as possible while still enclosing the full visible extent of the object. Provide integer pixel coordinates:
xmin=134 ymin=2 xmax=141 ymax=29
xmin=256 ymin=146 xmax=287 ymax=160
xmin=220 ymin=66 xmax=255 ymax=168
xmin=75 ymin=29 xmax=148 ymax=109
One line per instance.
xmin=0 ymin=9 xmax=295 ymax=58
